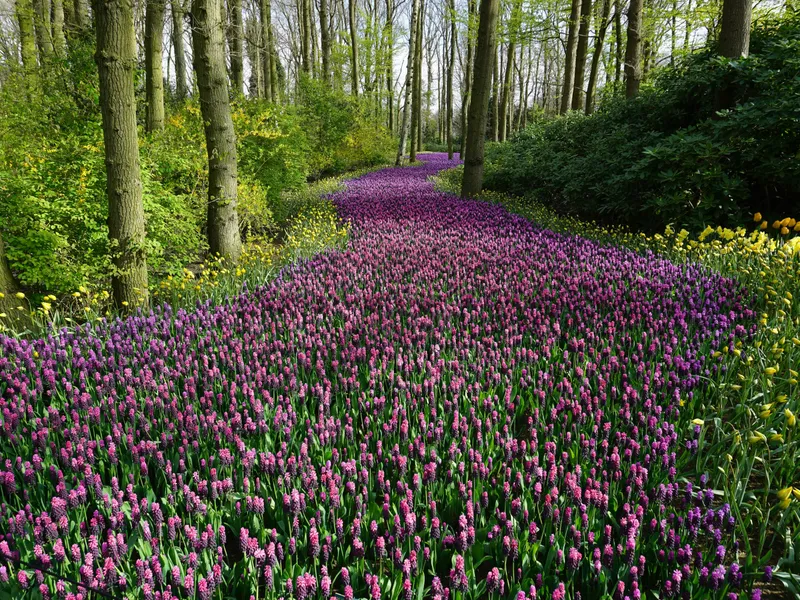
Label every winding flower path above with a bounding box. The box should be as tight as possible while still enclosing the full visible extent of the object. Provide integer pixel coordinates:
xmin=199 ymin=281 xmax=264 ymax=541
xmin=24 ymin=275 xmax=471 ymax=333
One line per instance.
xmin=0 ymin=154 xmax=755 ymax=599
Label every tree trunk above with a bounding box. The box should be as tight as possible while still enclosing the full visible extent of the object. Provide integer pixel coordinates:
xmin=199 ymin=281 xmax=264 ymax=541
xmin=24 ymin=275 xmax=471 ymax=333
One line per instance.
xmin=585 ymin=0 xmax=610 ymax=113
xmin=145 ymin=0 xmax=166 ymax=132
xmin=303 ymin=0 xmax=313 ymax=74
xmin=571 ymin=0 xmax=592 ymax=110
xmin=461 ymin=0 xmax=499 ymax=197
xmin=227 ymin=0 xmax=244 ymax=94
xmin=385 ymin=0 xmax=393 ymax=130
xmin=0 ymin=230 xmax=18 ymax=296
xmin=498 ymin=41 xmax=513 ymax=141
xmin=613 ymin=0 xmax=622 ymax=86
xmin=395 ymin=0 xmax=419 ymax=165
xmin=270 ymin=23 xmax=279 ymax=98
xmin=95 ymin=0 xmax=149 ymax=309
xmin=348 ymin=0 xmax=358 ymax=94
xmin=73 ymin=0 xmax=89 ymax=30
xmin=409 ymin=0 xmax=423 ymax=161
xmin=684 ymin=0 xmax=692 ymax=50
xmin=192 ymin=0 xmax=243 ymax=262
xmin=719 ymin=0 xmax=752 ymax=58
xmin=321 ymin=0 xmax=330 ymax=83
xmin=246 ymin=16 xmax=264 ymax=96
xmin=16 ymin=0 xmax=38 ymax=75
xmin=172 ymin=0 xmax=189 ymax=100
xmin=460 ymin=0 xmax=475 ymax=156
xmin=446 ymin=0 xmax=455 ymax=158
xmin=260 ymin=0 xmax=273 ymax=99
xmin=52 ymin=0 xmax=67 ymax=54
xmin=33 ymin=0 xmax=54 ymax=61
xmin=490 ymin=49 xmax=498 ymax=140
xmin=624 ymin=0 xmax=643 ymax=97
xmin=560 ymin=0 xmax=580 ymax=113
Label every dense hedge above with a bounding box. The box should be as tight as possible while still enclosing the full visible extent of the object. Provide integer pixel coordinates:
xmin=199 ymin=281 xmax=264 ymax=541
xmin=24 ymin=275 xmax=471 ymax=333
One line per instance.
xmin=482 ymin=13 xmax=800 ymax=232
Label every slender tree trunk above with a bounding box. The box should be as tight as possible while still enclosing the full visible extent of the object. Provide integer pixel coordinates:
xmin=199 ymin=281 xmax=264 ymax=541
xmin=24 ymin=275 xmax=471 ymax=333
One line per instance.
xmin=446 ymin=0 xmax=455 ymax=158
xmin=571 ymin=0 xmax=592 ymax=110
xmin=304 ymin=0 xmax=314 ymax=74
xmin=614 ymin=0 xmax=622 ymax=86
xmin=718 ymin=0 xmax=752 ymax=57
xmin=490 ymin=49 xmax=498 ymax=139
xmin=348 ymin=0 xmax=359 ymax=94
xmin=95 ymin=0 xmax=149 ymax=309
xmin=670 ymin=0 xmax=676 ymax=64
xmin=145 ymin=0 xmax=166 ymax=131
xmin=246 ymin=16 xmax=263 ymax=95
xmin=684 ymin=0 xmax=692 ymax=50
xmin=33 ymin=0 xmax=54 ymax=61
xmin=270 ymin=23 xmax=280 ymax=98
xmin=0 ymin=230 xmax=18 ymax=296
xmin=16 ymin=0 xmax=38 ymax=75
xmin=74 ymin=0 xmax=89 ymax=30
xmin=385 ymin=0 xmax=393 ymax=130
xmin=560 ymin=0 xmax=580 ymax=113
xmin=192 ymin=0 xmax=243 ymax=262
xmin=461 ymin=0 xmax=499 ymax=197
xmin=227 ymin=0 xmax=244 ymax=94
xmin=172 ymin=0 xmax=189 ymax=100
xmin=585 ymin=0 xmax=610 ymax=113
xmin=321 ymin=0 xmax=330 ymax=82
xmin=260 ymin=0 xmax=273 ymax=99
xmin=624 ymin=0 xmax=643 ymax=97
xmin=52 ymin=0 xmax=67 ymax=54
xmin=410 ymin=0 xmax=423 ymax=161
xmin=460 ymin=0 xmax=476 ymax=155
xmin=396 ymin=0 xmax=419 ymax=164
xmin=498 ymin=41 xmax=513 ymax=141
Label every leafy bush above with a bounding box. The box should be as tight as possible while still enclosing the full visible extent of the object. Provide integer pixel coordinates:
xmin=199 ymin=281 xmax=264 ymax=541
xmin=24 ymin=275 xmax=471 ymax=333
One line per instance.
xmin=483 ymin=13 xmax=800 ymax=232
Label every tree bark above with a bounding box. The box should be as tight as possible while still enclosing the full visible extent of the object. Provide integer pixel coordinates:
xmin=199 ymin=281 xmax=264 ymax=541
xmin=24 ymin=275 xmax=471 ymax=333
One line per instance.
xmin=0 ymin=230 xmax=18 ymax=296
xmin=321 ymin=0 xmax=330 ymax=83
xmin=227 ymin=0 xmax=244 ymax=94
xmin=52 ymin=0 xmax=67 ymax=54
xmin=32 ymin=0 xmax=54 ymax=61
xmin=498 ymin=41 xmax=512 ymax=141
xmin=172 ymin=0 xmax=189 ymax=100
xmin=409 ymin=0 xmax=423 ymax=161
xmin=560 ymin=0 xmax=580 ymax=113
xmin=461 ymin=0 xmax=499 ymax=197
xmin=585 ymin=0 xmax=610 ymax=113
xmin=613 ymin=0 xmax=622 ymax=86
xmin=395 ymin=0 xmax=418 ymax=165
xmin=571 ymin=0 xmax=592 ymax=110
xmin=624 ymin=0 xmax=643 ymax=97
xmin=490 ymin=48 xmax=498 ymax=140
xmin=74 ymin=0 xmax=89 ymax=31
xmin=385 ymin=0 xmax=393 ymax=131
xmin=145 ymin=0 xmax=166 ymax=131
xmin=460 ymin=0 xmax=475 ymax=156
xmin=718 ymin=0 xmax=752 ymax=58
xmin=260 ymin=0 xmax=273 ymax=99
xmin=192 ymin=0 xmax=243 ymax=262
xmin=446 ymin=0 xmax=455 ymax=158
xmin=246 ymin=15 xmax=264 ymax=96
xmin=95 ymin=0 xmax=149 ymax=309
xmin=348 ymin=0 xmax=358 ymax=93
xmin=16 ymin=0 xmax=38 ymax=75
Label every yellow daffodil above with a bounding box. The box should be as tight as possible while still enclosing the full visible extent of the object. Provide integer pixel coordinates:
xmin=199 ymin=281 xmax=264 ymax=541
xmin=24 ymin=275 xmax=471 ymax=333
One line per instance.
xmin=786 ymin=409 xmax=796 ymax=427
xmin=753 ymin=212 xmax=762 ymax=222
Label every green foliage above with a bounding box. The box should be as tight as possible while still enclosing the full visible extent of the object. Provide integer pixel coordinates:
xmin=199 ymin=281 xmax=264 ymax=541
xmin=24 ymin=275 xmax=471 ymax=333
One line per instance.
xmin=483 ymin=13 xmax=800 ymax=232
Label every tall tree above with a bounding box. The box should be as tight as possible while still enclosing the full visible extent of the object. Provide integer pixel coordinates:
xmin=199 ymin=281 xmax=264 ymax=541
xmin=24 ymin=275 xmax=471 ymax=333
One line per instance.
xmin=172 ymin=0 xmax=190 ymax=100
xmin=348 ymin=0 xmax=359 ymax=93
xmin=385 ymin=0 xmax=393 ymax=131
xmin=560 ymin=0 xmax=581 ymax=113
xmin=145 ymin=0 xmax=166 ymax=132
xmin=585 ymin=0 xmax=611 ymax=113
xmin=499 ymin=0 xmax=522 ymax=141
xmin=718 ymin=0 xmax=752 ymax=57
xmin=246 ymin=15 xmax=264 ymax=95
xmin=411 ymin=0 xmax=424 ymax=160
xmin=321 ymin=0 xmax=331 ymax=83
xmin=192 ymin=0 xmax=243 ymax=261
xmin=461 ymin=0 xmax=499 ymax=197
xmin=460 ymin=0 xmax=476 ymax=155
xmin=32 ymin=0 xmax=54 ymax=61
xmin=613 ymin=0 xmax=622 ymax=85
xmin=395 ymin=0 xmax=419 ymax=164
xmin=571 ymin=0 xmax=592 ymax=110
xmin=624 ymin=0 xmax=643 ymax=97
xmin=73 ymin=0 xmax=89 ymax=30
xmin=95 ymin=0 xmax=149 ymax=309
xmin=260 ymin=0 xmax=273 ymax=99
xmin=52 ymin=0 xmax=67 ymax=55
xmin=446 ymin=0 xmax=455 ymax=158
xmin=15 ymin=0 xmax=37 ymax=75
xmin=227 ymin=0 xmax=244 ymax=94
xmin=490 ymin=49 xmax=498 ymax=139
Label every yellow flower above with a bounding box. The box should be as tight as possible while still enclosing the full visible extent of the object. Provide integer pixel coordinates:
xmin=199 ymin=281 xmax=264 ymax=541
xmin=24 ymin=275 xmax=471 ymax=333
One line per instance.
xmin=786 ymin=409 xmax=796 ymax=427
xmin=760 ymin=221 xmax=768 ymax=230
xmin=749 ymin=431 xmax=767 ymax=445
xmin=764 ymin=367 xmax=777 ymax=376
xmin=781 ymin=226 xmax=790 ymax=236
xmin=41 ymin=302 xmax=51 ymax=312
xmin=15 ymin=292 xmax=25 ymax=299
xmin=692 ymin=418 xmax=704 ymax=426
xmin=778 ymin=487 xmax=793 ymax=501
xmin=753 ymin=212 xmax=762 ymax=222
xmin=772 ymin=220 xmax=781 ymax=229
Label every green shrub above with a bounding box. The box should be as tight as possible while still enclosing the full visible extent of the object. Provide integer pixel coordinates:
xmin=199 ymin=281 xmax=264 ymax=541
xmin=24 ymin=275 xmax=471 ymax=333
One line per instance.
xmin=483 ymin=12 xmax=800 ymax=232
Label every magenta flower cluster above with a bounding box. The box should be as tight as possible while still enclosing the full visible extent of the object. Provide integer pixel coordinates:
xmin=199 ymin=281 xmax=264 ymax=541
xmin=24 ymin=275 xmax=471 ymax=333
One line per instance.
xmin=0 ymin=154 xmax=756 ymax=599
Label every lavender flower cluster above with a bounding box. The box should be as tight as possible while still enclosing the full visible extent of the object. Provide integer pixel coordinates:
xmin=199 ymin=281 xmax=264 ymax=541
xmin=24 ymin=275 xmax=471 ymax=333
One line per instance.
xmin=0 ymin=154 xmax=757 ymax=599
